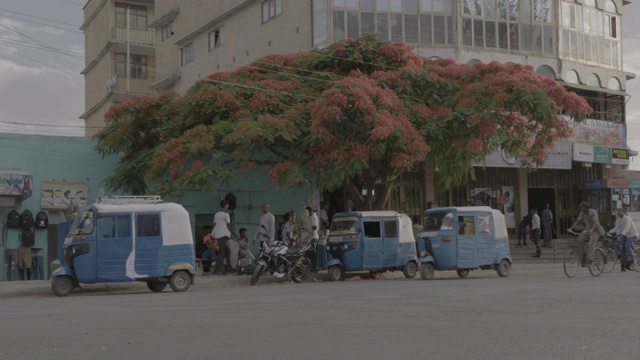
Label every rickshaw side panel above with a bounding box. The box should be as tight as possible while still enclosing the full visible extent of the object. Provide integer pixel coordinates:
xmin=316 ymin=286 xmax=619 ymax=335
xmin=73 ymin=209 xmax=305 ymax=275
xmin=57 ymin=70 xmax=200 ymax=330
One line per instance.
xmin=156 ymin=244 xmax=197 ymax=275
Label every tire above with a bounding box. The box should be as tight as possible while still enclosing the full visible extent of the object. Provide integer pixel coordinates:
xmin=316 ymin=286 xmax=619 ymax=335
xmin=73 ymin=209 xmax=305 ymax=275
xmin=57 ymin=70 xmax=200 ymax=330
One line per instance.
xmin=250 ymin=263 xmax=264 ymax=286
xmin=633 ymin=248 xmax=640 ymax=272
xmin=291 ymin=256 xmax=312 ymax=283
xmin=51 ymin=275 xmax=75 ymax=297
xmin=563 ymin=248 xmax=580 ymax=278
xmin=419 ymin=262 xmax=434 ymax=280
xmin=328 ymin=265 xmax=345 ymax=281
xmin=402 ymin=261 xmax=417 ymax=279
xmin=496 ymin=259 xmax=511 ymax=278
xmin=169 ymin=271 xmax=191 ymax=292
xmin=456 ymin=269 xmax=470 ymax=279
xmin=588 ymin=248 xmax=605 ymax=277
xmin=603 ymin=248 xmax=617 ymax=273
xmin=147 ymin=280 xmax=167 ymax=293
xmin=369 ymin=271 xmax=383 ymax=279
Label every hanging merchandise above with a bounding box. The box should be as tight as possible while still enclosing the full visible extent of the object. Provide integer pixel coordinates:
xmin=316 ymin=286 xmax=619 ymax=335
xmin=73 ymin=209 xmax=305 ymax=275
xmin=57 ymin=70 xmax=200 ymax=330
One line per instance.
xmin=21 ymin=228 xmax=35 ymax=247
xmin=20 ymin=209 xmax=35 ymax=229
xmin=35 ymin=211 xmax=49 ymax=229
xmin=6 ymin=209 xmax=20 ymax=228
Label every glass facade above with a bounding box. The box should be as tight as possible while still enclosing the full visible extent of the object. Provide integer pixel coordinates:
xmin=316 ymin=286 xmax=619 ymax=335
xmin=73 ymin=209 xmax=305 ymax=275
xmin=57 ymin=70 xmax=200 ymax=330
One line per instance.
xmin=560 ymin=0 xmax=621 ymax=69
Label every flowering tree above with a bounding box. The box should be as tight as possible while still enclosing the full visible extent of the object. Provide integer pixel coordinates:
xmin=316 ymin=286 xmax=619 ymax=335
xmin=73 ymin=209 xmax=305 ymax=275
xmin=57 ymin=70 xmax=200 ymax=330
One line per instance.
xmin=95 ymin=34 xmax=591 ymax=210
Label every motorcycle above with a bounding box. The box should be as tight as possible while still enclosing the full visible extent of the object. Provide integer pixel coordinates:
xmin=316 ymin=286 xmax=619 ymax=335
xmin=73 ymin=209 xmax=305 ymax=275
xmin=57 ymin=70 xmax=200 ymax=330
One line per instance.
xmin=250 ymin=239 xmax=314 ymax=285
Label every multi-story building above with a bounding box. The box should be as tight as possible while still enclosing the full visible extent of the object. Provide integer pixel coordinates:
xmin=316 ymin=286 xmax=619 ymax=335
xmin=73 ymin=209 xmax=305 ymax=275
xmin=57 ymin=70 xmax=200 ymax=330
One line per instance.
xmin=81 ymin=0 xmax=635 ymax=236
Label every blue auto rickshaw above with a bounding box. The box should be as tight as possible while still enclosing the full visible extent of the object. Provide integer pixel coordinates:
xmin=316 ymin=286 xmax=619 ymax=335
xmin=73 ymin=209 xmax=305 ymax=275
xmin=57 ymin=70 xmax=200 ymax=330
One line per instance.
xmin=51 ymin=196 xmax=196 ymax=296
xmin=326 ymin=211 xmax=418 ymax=281
xmin=417 ymin=206 xmax=511 ymax=280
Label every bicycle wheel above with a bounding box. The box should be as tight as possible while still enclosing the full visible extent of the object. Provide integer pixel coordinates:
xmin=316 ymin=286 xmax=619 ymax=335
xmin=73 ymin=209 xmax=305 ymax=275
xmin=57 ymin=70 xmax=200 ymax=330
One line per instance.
xmin=563 ymin=248 xmax=580 ymax=278
xmin=588 ymin=248 xmax=605 ymax=277
xmin=603 ymin=248 xmax=618 ymax=273
xmin=633 ymin=248 xmax=640 ymax=272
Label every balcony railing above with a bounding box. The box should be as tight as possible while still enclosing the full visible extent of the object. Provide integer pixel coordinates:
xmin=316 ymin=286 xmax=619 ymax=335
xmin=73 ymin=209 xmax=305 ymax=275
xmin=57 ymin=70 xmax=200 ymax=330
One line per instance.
xmin=110 ymin=75 xmax=156 ymax=97
xmin=111 ymin=25 xmax=154 ymax=45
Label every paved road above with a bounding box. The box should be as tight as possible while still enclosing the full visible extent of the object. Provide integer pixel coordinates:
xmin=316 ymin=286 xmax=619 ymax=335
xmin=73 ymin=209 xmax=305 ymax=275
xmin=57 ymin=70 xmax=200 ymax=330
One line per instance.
xmin=1 ymin=264 xmax=638 ymax=360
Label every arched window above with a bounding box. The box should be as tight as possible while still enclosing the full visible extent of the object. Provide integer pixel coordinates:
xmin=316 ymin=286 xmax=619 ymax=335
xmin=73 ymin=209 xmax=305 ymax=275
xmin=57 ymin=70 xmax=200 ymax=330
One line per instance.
xmin=604 ymin=0 xmax=617 ymax=13
xmin=607 ymin=77 xmax=621 ymax=90
xmin=583 ymin=0 xmax=596 ymax=6
xmin=535 ymin=65 xmax=556 ymax=78
xmin=587 ymin=74 xmax=601 ymax=87
xmin=467 ymin=59 xmax=481 ymax=66
xmin=565 ymin=70 xmax=580 ymax=84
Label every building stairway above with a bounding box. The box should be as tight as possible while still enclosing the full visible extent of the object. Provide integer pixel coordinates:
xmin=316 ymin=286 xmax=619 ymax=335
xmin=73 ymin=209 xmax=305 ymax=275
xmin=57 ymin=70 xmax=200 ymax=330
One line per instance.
xmin=509 ymin=237 xmax=571 ymax=263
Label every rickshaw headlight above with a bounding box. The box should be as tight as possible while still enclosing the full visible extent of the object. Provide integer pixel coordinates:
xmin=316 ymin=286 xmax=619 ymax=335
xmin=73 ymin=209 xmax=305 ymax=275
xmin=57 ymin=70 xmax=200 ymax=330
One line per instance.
xmin=420 ymin=251 xmax=427 ymax=257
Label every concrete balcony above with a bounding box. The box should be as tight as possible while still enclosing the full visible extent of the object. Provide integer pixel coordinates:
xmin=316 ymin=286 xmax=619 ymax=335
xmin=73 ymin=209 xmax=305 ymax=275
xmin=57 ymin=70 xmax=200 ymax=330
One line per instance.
xmin=110 ymin=75 xmax=157 ymax=97
xmin=111 ymin=25 xmax=155 ymax=47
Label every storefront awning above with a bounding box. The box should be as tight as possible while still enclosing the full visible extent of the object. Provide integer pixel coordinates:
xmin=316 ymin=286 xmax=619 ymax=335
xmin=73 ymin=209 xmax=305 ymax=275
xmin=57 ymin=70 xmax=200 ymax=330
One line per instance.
xmin=0 ymin=170 xmax=32 ymax=200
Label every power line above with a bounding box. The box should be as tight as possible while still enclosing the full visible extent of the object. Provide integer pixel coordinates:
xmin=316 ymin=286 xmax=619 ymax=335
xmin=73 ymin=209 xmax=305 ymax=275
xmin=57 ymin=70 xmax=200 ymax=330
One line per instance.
xmin=0 ymin=8 xmax=81 ymax=30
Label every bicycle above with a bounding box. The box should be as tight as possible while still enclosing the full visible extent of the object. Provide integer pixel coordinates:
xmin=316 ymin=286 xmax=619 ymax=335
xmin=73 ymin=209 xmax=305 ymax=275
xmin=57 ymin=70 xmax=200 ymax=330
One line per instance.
xmin=601 ymin=233 xmax=618 ymax=273
xmin=564 ymin=229 xmax=605 ymax=278
xmin=607 ymin=233 xmax=640 ymax=272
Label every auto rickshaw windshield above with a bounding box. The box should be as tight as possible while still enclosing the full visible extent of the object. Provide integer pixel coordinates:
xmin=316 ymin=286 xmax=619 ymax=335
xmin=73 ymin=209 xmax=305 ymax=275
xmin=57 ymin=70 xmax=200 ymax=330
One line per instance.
xmin=330 ymin=217 xmax=359 ymax=234
xmin=70 ymin=210 xmax=95 ymax=235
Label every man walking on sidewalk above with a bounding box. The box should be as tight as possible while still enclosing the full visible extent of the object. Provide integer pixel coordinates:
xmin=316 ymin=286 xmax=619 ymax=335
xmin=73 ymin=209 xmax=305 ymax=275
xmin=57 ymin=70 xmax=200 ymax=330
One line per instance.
xmin=531 ymin=208 xmax=542 ymax=258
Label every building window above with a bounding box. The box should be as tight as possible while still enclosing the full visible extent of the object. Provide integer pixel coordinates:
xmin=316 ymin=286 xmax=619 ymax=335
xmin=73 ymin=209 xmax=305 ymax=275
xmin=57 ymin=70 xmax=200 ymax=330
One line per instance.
xmin=161 ymin=23 xmax=174 ymax=41
xmin=262 ymin=0 xmax=282 ymax=23
xmin=560 ymin=0 xmax=620 ymax=68
xmin=313 ymin=0 xmax=329 ymax=46
xmin=330 ymin=0 xmax=452 ymax=45
xmin=115 ymin=3 xmax=147 ymax=29
xmin=181 ymin=43 xmax=195 ymax=66
xmin=209 ymin=26 xmax=224 ymax=50
xmin=115 ymin=53 xmax=148 ymax=79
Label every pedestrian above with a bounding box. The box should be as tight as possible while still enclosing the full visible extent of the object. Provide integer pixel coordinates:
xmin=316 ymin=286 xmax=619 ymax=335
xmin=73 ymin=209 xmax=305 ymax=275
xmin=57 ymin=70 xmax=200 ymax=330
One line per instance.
xmin=318 ymin=201 xmax=329 ymax=225
xmin=314 ymin=221 xmax=330 ymax=282
xmin=531 ymin=208 xmax=542 ymax=258
xmin=569 ymin=202 xmax=604 ymax=267
xmin=211 ymin=199 xmax=239 ymax=276
xmin=298 ymin=207 xmax=312 ymax=247
xmin=516 ymin=215 xmax=530 ymax=248
xmin=237 ymin=228 xmax=256 ymax=271
xmin=541 ymin=203 xmax=553 ymax=247
xmin=282 ymin=211 xmax=297 ymax=246
xmin=252 ymin=202 xmax=276 ymax=250
xmin=607 ymin=208 xmax=638 ymax=271
xmin=307 ymin=206 xmax=320 ymax=272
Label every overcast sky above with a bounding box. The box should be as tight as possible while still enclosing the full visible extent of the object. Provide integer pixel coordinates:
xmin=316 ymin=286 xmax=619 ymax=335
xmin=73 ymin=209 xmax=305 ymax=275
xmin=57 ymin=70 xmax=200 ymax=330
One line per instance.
xmin=0 ymin=0 xmax=639 ymax=167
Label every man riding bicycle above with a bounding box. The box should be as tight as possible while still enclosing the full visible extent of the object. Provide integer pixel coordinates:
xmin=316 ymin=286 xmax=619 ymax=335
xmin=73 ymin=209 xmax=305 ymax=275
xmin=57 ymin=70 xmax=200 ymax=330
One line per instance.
xmin=569 ymin=202 xmax=604 ymax=267
xmin=607 ymin=208 xmax=639 ymax=271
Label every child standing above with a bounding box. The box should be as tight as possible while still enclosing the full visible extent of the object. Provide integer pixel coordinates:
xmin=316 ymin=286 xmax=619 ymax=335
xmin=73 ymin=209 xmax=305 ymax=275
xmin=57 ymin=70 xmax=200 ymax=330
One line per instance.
xmin=237 ymin=228 xmax=256 ymax=268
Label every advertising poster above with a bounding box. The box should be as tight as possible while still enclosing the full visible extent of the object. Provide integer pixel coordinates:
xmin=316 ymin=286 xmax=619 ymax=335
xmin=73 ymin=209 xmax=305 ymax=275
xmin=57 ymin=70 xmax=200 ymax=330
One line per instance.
xmin=0 ymin=171 xmax=32 ymax=199
xmin=41 ymin=181 xmax=88 ymax=210
xmin=473 ymin=188 xmax=492 ymax=206
xmin=501 ymin=186 xmax=515 ymax=229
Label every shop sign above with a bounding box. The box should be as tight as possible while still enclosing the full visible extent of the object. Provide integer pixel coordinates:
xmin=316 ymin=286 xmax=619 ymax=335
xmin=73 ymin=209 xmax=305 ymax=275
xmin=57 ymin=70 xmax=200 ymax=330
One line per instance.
xmin=628 ymin=180 xmax=640 ymax=188
xmin=593 ymin=146 xmax=612 ymax=163
xmin=562 ymin=115 xmax=626 ymax=147
xmin=582 ymin=179 xmax=603 ymax=189
xmin=573 ymin=143 xmax=594 ymax=163
xmin=606 ymin=179 xmax=628 ymax=188
xmin=472 ymin=141 xmax=571 ymax=169
xmin=612 ymin=148 xmax=630 ymax=165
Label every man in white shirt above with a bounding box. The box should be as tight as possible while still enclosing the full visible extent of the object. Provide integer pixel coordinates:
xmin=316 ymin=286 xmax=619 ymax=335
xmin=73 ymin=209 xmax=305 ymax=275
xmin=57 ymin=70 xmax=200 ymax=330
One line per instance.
xmin=318 ymin=201 xmax=329 ymax=224
xmin=531 ymin=208 xmax=542 ymax=258
xmin=608 ymin=208 xmax=639 ymax=270
xmin=252 ymin=202 xmax=276 ymax=248
xmin=212 ymin=199 xmax=239 ymax=275
xmin=307 ymin=206 xmax=320 ymax=273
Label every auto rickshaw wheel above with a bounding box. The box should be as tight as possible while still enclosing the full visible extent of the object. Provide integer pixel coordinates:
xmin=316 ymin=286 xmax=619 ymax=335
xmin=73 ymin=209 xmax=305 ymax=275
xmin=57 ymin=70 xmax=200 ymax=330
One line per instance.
xmin=456 ymin=269 xmax=470 ymax=278
xmin=497 ymin=259 xmax=511 ymax=278
xmin=169 ymin=271 xmax=191 ymax=292
xmin=51 ymin=275 xmax=75 ymax=297
xmin=419 ymin=263 xmax=434 ymax=280
xmin=147 ymin=280 xmax=167 ymax=292
xmin=328 ymin=265 xmax=345 ymax=281
xmin=402 ymin=261 xmax=417 ymax=279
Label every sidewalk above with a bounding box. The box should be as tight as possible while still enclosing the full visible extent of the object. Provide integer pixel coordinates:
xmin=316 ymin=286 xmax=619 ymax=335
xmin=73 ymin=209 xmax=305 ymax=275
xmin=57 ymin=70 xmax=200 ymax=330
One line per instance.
xmin=0 ymin=262 xmax=563 ymax=298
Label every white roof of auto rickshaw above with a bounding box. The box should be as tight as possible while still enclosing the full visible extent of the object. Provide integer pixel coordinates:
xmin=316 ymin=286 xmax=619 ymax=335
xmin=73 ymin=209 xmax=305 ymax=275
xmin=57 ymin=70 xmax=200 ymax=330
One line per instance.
xmin=83 ymin=202 xmax=193 ymax=246
xmin=425 ymin=206 xmax=508 ymax=240
xmin=333 ymin=211 xmax=416 ymax=243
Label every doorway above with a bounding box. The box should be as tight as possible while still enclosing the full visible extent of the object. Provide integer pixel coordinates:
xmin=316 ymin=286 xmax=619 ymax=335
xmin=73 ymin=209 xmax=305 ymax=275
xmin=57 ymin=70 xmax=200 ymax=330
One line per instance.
xmin=527 ymin=188 xmax=557 ymax=237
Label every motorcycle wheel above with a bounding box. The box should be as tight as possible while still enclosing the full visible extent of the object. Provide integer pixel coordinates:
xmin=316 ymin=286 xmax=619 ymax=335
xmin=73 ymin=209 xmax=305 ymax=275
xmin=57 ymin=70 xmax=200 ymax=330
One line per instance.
xmin=291 ymin=257 xmax=312 ymax=283
xmin=250 ymin=263 xmax=264 ymax=286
